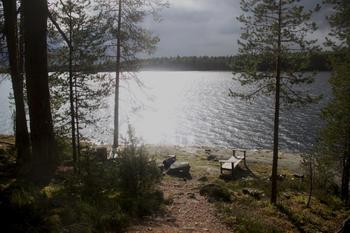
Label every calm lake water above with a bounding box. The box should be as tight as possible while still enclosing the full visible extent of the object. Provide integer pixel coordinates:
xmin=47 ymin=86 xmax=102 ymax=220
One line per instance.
xmin=0 ymin=71 xmax=332 ymax=151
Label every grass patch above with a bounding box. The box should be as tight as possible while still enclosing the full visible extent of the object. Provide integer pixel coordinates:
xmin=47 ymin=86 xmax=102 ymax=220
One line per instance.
xmin=199 ymin=183 xmax=232 ymax=202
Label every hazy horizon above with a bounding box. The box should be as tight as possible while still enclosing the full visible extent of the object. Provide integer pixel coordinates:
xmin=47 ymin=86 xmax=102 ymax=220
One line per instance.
xmin=141 ymin=0 xmax=331 ymax=58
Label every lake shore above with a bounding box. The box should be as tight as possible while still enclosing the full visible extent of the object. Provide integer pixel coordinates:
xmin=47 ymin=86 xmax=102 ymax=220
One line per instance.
xmin=143 ymin=144 xmax=303 ymax=174
xmin=127 ymin=145 xmax=350 ymax=233
xmin=2 ymin=135 xmax=348 ymax=232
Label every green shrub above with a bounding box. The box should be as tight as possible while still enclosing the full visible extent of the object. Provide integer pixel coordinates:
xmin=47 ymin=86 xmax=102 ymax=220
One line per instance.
xmin=236 ymin=214 xmax=284 ymax=233
xmin=199 ymin=183 xmax=231 ymax=202
xmin=117 ymin=126 xmax=163 ymax=217
xmin=118 ymin=126 xmax=161 ymax=194
xmin=0 ymin=185 xmax=52 ymax=233
xmin=1 ymin=126 xmax=164 ymax=233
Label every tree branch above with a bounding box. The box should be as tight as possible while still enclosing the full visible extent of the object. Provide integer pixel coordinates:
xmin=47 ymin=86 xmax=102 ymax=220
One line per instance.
xmin=47 ymin=10 xmax=71 ymax=48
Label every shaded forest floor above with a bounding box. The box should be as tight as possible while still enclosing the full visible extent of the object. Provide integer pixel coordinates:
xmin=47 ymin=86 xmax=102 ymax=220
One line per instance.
xmin=1 ymin=137 xmax=349 ymax=233
xmin=128 ymin=145 xmax=350 ymax=233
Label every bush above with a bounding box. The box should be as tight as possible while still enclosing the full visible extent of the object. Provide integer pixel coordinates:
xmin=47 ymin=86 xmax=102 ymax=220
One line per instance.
xmin=199 ymin=183 xmax=231 ymax=202
xmin=0 ymin=126 xmax=164 ymax=232
xmin=0 ymin=184 xmax=53 ymax=233
xmin=236 ymin=214 xmax=284 ymax=233
xmin=118 ymin=126 xmax=162 ymax=195
xmin=117 ymin=126 xmax=163 ymax=216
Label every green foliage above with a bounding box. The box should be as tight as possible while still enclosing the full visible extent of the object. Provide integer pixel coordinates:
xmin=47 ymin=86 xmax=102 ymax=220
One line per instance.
xmin=117 ymin=132 xmax=161 ymax=196
xmin=233 ymin=0 xmax=320 ymax=106
xmin=116 ymin=126 xmax=163 ymax=216
xmin=324 ymin=0 xmax=350 ymax=49
xmin=218 ymin=203 xmax=285 ymax=233
xmin=1 ymin=129 xmax=163 ymax=232
xmin=96 ymin=0 xmax=167 ymax=70
xmin=319 ymin=54 xmax=350 ymax=156
xmin=199 ymin=183 xmax=232 ymax=202
xmin=235 ymin=215 xmax=284 ymax=233
xmin=0 ymin=184 xmax=53 ymax=233
xmin=316 ymin=0 xmax=350 ymax=204
xmin=48 ymin=0 xmax=112 ymax=138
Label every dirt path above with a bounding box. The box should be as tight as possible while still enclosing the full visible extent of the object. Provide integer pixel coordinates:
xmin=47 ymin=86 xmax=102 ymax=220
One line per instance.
xmin=128 ymin=178 xmax=232 ymax=233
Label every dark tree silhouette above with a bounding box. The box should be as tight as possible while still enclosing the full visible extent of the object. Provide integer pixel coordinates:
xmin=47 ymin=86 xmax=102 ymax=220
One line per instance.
xmin=23 ymin=0 xmax=57 ymax=183
xmin=1 ymin=0 xmax=30 ymax=167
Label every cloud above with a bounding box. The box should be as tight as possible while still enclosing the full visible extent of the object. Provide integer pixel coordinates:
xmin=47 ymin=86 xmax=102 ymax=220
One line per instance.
xmin=142 ymin=0 xmax=330 ymax=57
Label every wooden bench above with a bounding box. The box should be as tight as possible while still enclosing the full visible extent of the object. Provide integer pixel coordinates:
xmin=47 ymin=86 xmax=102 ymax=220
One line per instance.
xmin=219 ymin=149 xmax=247 ymax=176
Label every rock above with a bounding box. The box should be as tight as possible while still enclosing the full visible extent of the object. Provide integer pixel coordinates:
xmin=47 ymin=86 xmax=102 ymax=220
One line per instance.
xmin=167 ymin=162 xmax=190 ymax=177
xmin=163 ymin=155 xmax=176 ymax=169
xmin=207 ymin=154 xmax=217 ymax=161
xmin=242 ymin=188 xmax=264 ymax=200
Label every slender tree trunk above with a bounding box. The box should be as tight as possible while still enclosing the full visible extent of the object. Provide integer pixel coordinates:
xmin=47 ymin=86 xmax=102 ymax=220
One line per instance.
xmin=113 ymin=0 xmax=122 ymax=153
xmin=341 ymin=152 xmax=350 ymax=204
xmin=19 ymin=0 xmax=24 ymax=78
xmin=68 ymin=14 xmax=77 ymax=171
xmin=74 ymin=75 xmax=81 ymax=161
xmin=2 ymin=0 xmax=30 ymax=167
xmin=271 ymin=0 xmax=282 ymax=204
xmin=23 ymin=0 xmax=56 ymax=183
xmin=306 ymin=155 xmax=313 ymax=208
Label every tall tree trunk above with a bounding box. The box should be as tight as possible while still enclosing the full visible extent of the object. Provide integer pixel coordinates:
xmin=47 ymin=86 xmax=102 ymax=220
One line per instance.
xmin=271 ymin=0 xmax=282 ymax=204
xmin=68 ymin=14 xmax=77 ymax=172
xmin=23 ymin=0 xmax=56 ymax=183
xmin=2 ymin=0 xmax=30 ymax=167
xmin=113 ymin=0 xmax=122 ymax=153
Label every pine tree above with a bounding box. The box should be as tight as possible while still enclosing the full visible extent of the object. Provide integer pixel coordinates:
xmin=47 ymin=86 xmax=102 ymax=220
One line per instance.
xmin=96 ymin=0 xmax=167 ymax=153
xmin=320 ymin=0 xmax=350 ymax=204
xmin=1 ymin=0 xmax=30 ymax=166
xmin=23 ymin=0 xmax=57 ymax=183
xmin=233 ymin=0 xmax=320 ymax=204
xmin=48 ymin=0 xmax=111 ymax=167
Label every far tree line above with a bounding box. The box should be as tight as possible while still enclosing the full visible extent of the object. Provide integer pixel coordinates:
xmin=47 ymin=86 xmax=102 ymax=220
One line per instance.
xmin=136 ymin=53 xmax=332 ymax=71
xmin=0 ymin=53 xmax=333 ymax=72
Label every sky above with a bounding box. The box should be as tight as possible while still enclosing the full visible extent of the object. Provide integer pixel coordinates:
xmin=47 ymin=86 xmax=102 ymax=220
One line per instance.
xmin=141 ymin=0 xmax=331 ymax=57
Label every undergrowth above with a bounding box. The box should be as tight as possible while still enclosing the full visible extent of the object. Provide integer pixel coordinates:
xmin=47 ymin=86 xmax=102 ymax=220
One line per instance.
xmin=0 ymin=128 xmax=164 ymax=233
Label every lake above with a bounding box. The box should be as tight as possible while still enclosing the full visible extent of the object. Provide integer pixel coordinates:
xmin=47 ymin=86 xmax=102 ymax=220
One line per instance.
xmin=0 ymin=71 xmax=332 ymax=151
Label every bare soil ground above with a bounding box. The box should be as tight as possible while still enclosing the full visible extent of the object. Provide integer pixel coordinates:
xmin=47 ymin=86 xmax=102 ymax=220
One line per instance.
xmin=128 ymin=177 xmax=232 ymax=233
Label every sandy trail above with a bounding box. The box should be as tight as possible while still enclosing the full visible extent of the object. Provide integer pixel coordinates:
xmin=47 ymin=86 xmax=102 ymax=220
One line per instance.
xmin=128 ymin=178 xmax=232 ymax=233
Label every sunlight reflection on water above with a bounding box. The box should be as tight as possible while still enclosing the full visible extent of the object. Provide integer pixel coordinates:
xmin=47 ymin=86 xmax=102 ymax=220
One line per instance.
xmin=0 ymin=71 xmax=331 ymax=151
